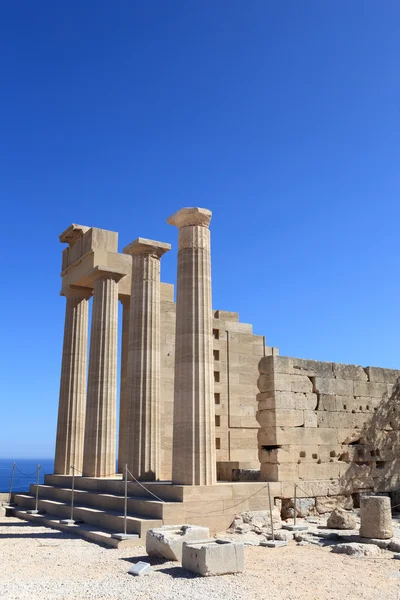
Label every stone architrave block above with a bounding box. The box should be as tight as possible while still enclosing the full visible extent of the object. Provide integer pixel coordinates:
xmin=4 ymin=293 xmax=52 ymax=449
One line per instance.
xmin=332 ymin=363 xmax=368 ymax=381
xmin=146 ymin=525 xmax=210 ymax=561
xmin=360 ymin=496 xmax=393 ymax=539
xmin=182 ymin=539 xmax=244 ymax=576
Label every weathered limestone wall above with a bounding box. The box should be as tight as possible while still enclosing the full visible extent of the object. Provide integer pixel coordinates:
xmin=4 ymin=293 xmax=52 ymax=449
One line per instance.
xmin=158 ymin=287 xmax=277 ymax=480
xmin=257 ymin=355 xmax=400 ymax=495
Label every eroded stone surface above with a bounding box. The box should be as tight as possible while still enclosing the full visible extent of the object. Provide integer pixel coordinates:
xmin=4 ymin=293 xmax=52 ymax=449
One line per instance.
xmin=331 ymin=543 xmax=382 ymax=557
xmin=327 ymin=508 xmax=357 ymax=530
xmin=182 ymin=538 xmax=244 ymax=576
xmin=360 ymin=496 xmax=393 ymax=539
xmin=146 ymin=525 xmax=209 ymax=561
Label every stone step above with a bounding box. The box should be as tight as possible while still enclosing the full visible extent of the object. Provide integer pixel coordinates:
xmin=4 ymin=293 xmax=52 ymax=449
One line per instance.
xmin=13 ymin=509 xmax=144 ymax=548
xmin=45 ymin=474 xmax=185 ymax=501
xmin=29 ymin=485 xmax=165 ymax=519
xmin=13 ymin=494 xmax=162 ymax=537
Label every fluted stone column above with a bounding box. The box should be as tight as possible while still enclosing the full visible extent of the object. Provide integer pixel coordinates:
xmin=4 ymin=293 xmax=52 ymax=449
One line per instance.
xmin=123 ymin=238 xmax=171 ymax=480
xmin=168 ymin=207 xmax=216 ymax=485
xmin=54 ymin=287 xmax=91 ymax=475
xmin=118 ymin=296 xmax=130 ymax=474
xmin=82 ymin=267 xmax=125 ymax=477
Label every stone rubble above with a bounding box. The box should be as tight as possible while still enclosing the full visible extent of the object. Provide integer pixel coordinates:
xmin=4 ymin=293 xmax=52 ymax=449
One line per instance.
xmin=327 ymin=508 xmax=357 ymax=530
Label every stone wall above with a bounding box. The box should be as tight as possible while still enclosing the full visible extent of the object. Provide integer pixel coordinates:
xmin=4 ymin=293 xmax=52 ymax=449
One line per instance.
xmin=257 ymin=355 xmax=400 ymax=496
xmin=159 ymin=283 xmax=278 ymax=480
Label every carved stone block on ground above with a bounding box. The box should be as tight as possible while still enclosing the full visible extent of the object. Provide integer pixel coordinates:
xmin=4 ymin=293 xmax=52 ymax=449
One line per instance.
xmin=146 ymin=525 xmax=209 ymax=561
xmin=182 ymin=539 xmax=244 ymax=576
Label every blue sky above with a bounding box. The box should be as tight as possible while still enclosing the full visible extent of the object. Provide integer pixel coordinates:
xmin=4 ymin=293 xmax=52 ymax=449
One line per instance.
xmin=0 ymin=1 xmax=399 ymax=458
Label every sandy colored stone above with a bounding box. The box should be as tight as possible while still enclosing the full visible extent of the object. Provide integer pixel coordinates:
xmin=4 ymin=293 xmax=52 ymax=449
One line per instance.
xmin=123 ymin=238 xmax=170 ymax=481
xmin=168 ymin=207 xmax=216 ymax=485
xmin=360 ymin=496 xmax=393 ymax=539
xmin=82 ymin=267 xmax=125 ymax=477
xmin=54 ymin=286 xmax=90 ymax=475
xmin=182 ymin=538 xmax=244 ymax=576
xmin=327 ymin=508 xmax=356 ymax=530
xmin=146 ymin=524 xmax=209 ymax=561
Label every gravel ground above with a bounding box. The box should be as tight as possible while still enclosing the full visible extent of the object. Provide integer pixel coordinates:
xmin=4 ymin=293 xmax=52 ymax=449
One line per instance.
xmin=1 ymin=516 xmax=400 ymax=600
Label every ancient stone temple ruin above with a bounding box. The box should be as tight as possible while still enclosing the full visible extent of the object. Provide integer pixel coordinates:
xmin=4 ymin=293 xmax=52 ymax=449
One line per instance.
xmin=13 ymin=207 xmax=400 ymax=545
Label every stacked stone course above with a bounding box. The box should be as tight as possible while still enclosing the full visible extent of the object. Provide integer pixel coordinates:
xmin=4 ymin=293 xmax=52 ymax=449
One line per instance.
xmin=257 ymin=355 xmax=400 ymax=495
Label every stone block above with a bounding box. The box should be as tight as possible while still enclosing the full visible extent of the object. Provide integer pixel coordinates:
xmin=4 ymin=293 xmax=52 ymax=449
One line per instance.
xmin=315 ymin=495 xmax=353 ymax=514
xmin=304 ymin=411 xmax=318 ymax=427
xmin=318 ymin=394 xmax=336 ymax=411
xmin=146 ymin=525 xmax=210 ymax=561
xmin=257 ymin=374 xmax=292 ymax=393
xmin=260 ymin=462 xmax=298 ymax=481
xmin=327 ymin=508 xmax=356 ymax=529
xmin=291 ymin=376 xmax=314 ymax=393
xmin=182 ymin=539 xmax=244 ymax=576
xmin=128 ymin=561 xmax=152 ymax=576
xmin=256 ymin=409 xmax=304 ymax=428
xmin=313 ymin=378 xmax=354 ymax=396
xmin=282 ymin=497 xmax=315 ymax=518
xmin=298 ymin=462 xmax=341 ymax=481
xmin=332 ymin=363 xmax=368 ymax=381
xmin=331 ymin=543 xmax=382 ymax=557
xmin=258 ymin=426 xmax=338 ymax=446
xmin=258 ymin=356 xmax=292 ymax=375
xmin=365 ymin=367 xmax=400 ymax=384
xmin=359 ymin=496 xmax=393 ymax=539
xmin=354 ymin=381 xmax=389 ymax=399
xmin=292 ymin=358 xmax=334 ymax=378
xmin=317 ymin=412 xmax=367 ymax=429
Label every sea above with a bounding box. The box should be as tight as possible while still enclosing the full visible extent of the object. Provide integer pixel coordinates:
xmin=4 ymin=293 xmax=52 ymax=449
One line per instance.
xmin=0 ymin=458 xmax=54 ymax=493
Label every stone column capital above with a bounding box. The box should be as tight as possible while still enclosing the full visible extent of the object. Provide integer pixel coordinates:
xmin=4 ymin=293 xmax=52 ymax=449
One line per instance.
xmin=87 ymin=265 xmax=126 ymax=284
xmin=62 ymin=286 xmax=92 ymax=300
xmin=123 ymin=238 xmax=171 ymax=259
xmin=167 ymin=207 xmax=212 ymax=229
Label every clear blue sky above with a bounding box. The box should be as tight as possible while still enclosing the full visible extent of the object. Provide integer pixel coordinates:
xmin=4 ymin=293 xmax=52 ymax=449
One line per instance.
xmin=1 ymin=1 xmax=399 ymax=458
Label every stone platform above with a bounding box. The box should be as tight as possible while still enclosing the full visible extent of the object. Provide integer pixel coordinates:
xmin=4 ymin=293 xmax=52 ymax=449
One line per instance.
xmin=13 ymin=474 xmax=281 ymax=547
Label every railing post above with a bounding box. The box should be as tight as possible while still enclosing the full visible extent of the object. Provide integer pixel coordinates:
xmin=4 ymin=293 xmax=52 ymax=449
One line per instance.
xmin=267 ymin=482 xmax=275 ymax=542
xmin=111 ymin=466 xmax=138 ymax=541
xmin=27 ymin=465 xmax=40 ymax=515
xmin=8 ymin=462 xmax=16 ymax=506
xmin=124 ymin=463 xmax=128 ymax=536
xmin=71 ymin=465 xmax=75 ymax=522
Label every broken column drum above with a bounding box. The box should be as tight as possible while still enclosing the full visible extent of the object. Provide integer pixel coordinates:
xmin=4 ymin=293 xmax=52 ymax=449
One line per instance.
xmin=168 ymin=207 xmax=216 ymax=486
xmin=360 ymin=495 xmax=393 ymax=539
